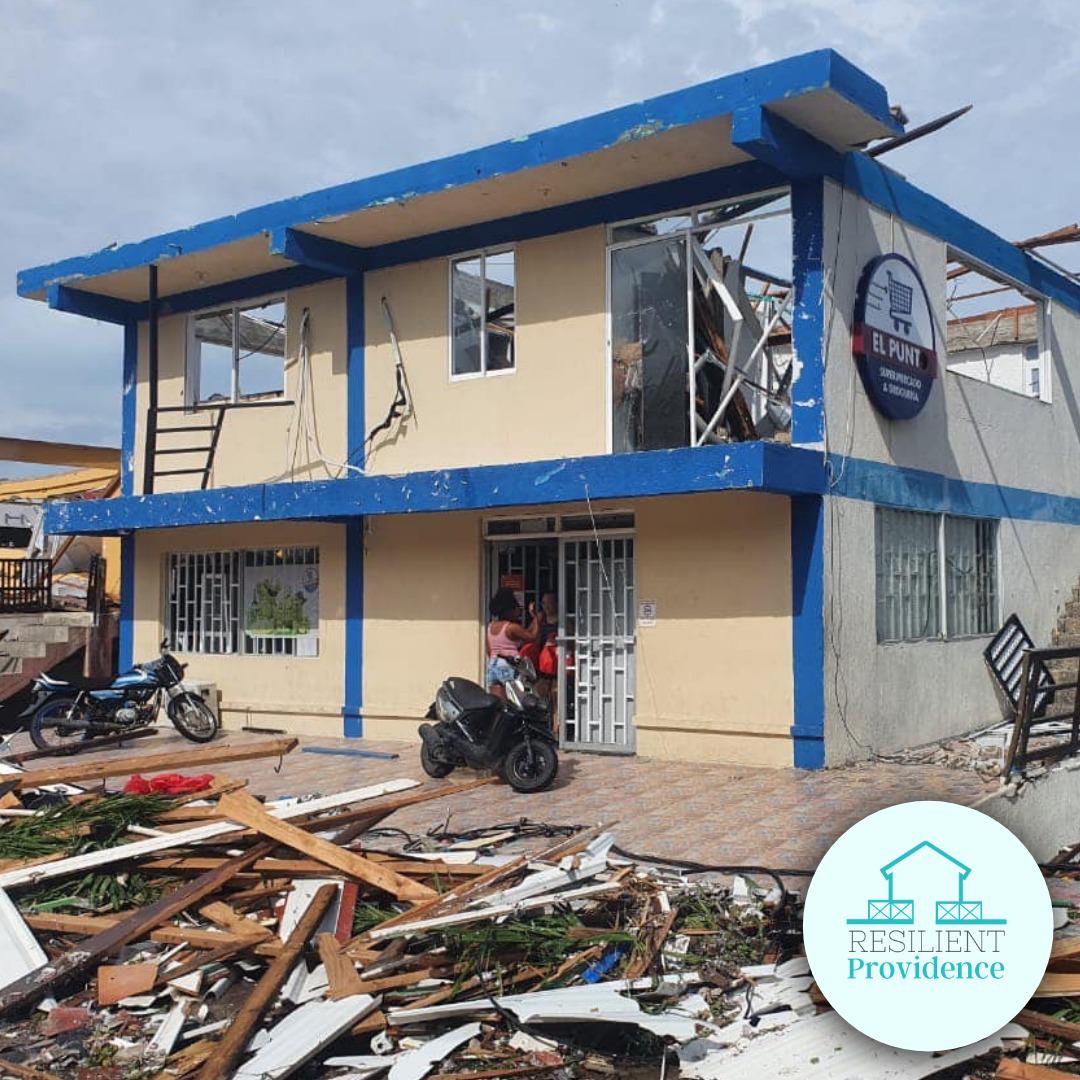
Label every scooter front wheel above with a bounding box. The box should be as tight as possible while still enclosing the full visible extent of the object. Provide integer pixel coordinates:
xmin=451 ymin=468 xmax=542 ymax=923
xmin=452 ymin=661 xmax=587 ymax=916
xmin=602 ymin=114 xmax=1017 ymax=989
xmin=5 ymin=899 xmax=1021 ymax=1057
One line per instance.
xmin=420 ymin=740 xmax=454 ymax=778
xmin=501 ymin=740 xmax=558 ymax=793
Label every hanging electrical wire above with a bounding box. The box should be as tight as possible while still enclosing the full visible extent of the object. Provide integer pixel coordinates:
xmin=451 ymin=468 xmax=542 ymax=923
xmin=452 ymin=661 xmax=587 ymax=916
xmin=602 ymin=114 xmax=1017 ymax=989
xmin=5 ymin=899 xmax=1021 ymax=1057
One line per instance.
xmin=365 ymin=296 xmax=413 ymax=451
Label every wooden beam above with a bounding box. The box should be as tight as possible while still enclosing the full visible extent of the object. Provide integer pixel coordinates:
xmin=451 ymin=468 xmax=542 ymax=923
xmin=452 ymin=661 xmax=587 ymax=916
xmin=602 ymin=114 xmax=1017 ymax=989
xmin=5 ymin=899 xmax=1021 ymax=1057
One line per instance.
xmin=0 ymin=436 xmax=120 ymax=470
xmin=997 ymin=1058 xmax=1079 ymax=1079
xmin=196 ymin=883 xmax=336 ymax=1080
xmin=1015 ymin=1009 xmax=1080 ymax=1043
xmin=0 ymin=841 xmax=275 ymax=1019
xmin=218 ymin=790 xmax=436 ymax=903
xmin=11 ymin=737 xmax=297 ymax=791
xmin=0 ymin=1058 xmax=64 ymax=1080
xmin=316 ymin=933 xmax=366 ymax=1000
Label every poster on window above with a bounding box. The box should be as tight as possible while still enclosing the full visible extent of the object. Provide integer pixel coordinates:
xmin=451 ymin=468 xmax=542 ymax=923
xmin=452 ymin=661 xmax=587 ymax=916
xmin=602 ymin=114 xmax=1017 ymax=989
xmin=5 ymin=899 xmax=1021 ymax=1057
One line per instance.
xmin=243 ymin=560 xmax=320 ymax=657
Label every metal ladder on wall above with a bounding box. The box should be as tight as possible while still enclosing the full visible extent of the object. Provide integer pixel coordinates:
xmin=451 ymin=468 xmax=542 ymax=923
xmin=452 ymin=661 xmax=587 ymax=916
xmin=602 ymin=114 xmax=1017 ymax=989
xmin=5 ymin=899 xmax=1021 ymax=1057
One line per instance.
xmin=150 ymin=404 xmax=227 ymax=492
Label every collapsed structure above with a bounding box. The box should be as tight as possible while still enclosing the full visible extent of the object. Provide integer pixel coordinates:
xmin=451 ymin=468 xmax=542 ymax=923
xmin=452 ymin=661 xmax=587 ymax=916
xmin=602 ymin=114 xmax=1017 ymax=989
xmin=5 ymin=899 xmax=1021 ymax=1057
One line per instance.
xmin=17 ymin=50 xmax=1080 ymax=766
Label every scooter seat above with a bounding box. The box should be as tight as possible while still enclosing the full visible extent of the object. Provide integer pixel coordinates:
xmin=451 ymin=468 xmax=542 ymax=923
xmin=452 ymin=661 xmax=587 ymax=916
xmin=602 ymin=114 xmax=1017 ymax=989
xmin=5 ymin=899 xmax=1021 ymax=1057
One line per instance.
xmin=444 ymin=677 xmax=501 ymax=712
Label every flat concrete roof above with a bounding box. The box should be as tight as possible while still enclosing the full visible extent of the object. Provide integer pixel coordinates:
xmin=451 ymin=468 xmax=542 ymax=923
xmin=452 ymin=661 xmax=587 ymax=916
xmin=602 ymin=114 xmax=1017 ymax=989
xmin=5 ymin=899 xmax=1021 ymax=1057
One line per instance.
xmin=17 ymin=49 xmax=899 ymax=308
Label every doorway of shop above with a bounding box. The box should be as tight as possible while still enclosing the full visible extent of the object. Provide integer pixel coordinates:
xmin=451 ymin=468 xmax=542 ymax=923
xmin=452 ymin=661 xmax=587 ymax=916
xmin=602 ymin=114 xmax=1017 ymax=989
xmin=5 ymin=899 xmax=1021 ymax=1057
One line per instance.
xmin=485 ymin=518 xmax=636 ymax=754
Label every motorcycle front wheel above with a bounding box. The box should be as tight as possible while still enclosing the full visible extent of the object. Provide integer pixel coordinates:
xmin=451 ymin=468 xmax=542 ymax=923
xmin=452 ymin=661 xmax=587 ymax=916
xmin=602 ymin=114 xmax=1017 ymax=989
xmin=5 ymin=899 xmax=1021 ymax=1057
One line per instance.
xmin=167 ymin=692 xmax=219 ymax=742
xmin=501 ymin=740 xmax=558 ymax=793
xmin=30 ymin=696 xmax=86 ymax=754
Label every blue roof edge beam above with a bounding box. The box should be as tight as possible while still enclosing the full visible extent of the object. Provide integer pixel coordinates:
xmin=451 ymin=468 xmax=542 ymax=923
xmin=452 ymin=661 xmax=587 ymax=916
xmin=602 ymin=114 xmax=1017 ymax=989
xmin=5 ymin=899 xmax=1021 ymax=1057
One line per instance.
xmin=267 ymin=227 xmax=368 ymax=276
xmin=16 ymin=49 xmax=897 ymax=299
xmin=42 ymin=443 xmax=828 ymax=537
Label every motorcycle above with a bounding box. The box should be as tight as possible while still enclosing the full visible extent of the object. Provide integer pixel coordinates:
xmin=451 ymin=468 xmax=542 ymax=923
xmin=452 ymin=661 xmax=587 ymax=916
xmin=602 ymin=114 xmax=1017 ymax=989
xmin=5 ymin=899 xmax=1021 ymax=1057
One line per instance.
xmin=420 ymin=656 xmax=559 ymax=793
xmin=26 ymin=641 xmax=219 ymax=752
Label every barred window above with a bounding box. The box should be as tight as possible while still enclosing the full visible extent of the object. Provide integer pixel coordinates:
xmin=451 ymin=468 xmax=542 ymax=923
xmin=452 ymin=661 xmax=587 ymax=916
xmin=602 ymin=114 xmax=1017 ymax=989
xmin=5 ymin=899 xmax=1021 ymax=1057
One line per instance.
xmin=875 ymin=508 xmax=998 ymax=643
xmin=166 ymin=547 xmax=319 ymax=657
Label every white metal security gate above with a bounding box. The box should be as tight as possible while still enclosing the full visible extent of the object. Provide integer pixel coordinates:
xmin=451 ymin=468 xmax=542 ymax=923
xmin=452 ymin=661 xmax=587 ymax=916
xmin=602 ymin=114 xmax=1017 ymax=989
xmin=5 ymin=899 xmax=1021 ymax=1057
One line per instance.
xmin=559 ymin=536 xmax=636 ymax=753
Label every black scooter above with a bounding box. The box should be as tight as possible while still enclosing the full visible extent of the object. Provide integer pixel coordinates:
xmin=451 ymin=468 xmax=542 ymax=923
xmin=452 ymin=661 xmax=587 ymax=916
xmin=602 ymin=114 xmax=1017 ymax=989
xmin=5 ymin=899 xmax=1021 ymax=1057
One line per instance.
xmin=419 ymin=657 xmax=558 ymax=793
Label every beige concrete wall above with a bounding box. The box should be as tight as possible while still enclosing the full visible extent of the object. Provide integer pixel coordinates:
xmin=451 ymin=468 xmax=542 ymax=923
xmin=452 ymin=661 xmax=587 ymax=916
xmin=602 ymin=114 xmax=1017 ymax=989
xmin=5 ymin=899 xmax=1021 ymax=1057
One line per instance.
xmin=364 ymin=227 xmax=608 ymax=473
xmin=361 ymin=492 xmax=795 ymax=766
xmin=633 ymin=493 xmax=794 ymax=766
xmin=132 ymin=279 xmax=348 ymax=493
xmin=132 ymin=520 xmax=345 ymax=737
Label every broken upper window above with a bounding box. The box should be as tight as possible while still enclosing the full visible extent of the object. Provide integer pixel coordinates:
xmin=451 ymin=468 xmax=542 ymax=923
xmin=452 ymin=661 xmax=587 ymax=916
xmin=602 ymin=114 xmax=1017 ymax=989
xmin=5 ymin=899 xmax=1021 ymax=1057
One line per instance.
xmin=450 ymin=248 xmax=515 ymax=378
xmin=945 ymin=252 xmax=1048 ymax=401
xmin=187 ymin=297 xmax=287 ymax=405
xmin=608 ymin=191 xmax=793 ymax=453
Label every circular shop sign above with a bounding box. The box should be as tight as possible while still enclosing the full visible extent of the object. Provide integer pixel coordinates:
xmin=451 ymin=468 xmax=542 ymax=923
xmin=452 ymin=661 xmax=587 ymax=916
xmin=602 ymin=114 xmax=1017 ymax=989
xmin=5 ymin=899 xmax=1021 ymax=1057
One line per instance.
xmin=803 ymin=801 xmax=1052 ymax=1051
xmin=853 ymin=253 xmax=938 ymax=420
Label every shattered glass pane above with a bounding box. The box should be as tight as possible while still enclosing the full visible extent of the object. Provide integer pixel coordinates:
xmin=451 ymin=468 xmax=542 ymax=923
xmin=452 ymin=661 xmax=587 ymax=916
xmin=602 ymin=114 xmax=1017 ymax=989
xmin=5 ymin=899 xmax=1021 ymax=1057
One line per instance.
xmin=610 ymin=236 xmax=688 ymax=452
xmin=611 ymin=213 xmax=692 ymax=245
xmin=451 ymin=256 xmax=483 ymax=375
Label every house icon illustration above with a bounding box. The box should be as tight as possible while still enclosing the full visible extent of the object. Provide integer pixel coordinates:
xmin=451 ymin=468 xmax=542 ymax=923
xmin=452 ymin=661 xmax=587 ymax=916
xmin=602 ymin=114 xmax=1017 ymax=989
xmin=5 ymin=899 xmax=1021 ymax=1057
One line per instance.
xmin=846 ymin=841 xmax=1006 ymax=927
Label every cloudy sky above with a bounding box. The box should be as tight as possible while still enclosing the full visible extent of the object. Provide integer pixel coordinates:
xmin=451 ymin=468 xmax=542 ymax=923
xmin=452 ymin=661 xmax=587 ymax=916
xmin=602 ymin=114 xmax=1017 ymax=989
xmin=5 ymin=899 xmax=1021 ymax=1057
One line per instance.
xmin=2 ymin=0 xmax=1077 ymax=474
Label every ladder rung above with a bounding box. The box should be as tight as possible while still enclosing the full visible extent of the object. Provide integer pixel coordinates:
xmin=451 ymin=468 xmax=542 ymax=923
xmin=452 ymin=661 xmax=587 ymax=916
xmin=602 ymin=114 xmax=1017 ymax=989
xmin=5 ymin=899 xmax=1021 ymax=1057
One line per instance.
xmin=158 ymin=425 xmax=218 ymax=434
xmin=156 ymin=446 xmax=212 ymax=455
xmin=153 ymin=468 xmax=209 ymax=477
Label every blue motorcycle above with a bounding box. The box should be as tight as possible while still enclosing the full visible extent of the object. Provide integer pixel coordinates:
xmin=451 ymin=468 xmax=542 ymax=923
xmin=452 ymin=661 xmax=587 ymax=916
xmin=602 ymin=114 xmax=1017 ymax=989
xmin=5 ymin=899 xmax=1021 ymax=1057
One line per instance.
xmin=27 ymin=642 xmax=219 ymax=752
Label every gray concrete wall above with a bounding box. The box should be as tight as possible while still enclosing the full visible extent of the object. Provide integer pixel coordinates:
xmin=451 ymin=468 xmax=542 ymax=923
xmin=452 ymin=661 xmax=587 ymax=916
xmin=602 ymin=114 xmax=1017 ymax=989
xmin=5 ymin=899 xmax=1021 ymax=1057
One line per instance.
xmin=819 ymin=181 xmax=1080 ymax=762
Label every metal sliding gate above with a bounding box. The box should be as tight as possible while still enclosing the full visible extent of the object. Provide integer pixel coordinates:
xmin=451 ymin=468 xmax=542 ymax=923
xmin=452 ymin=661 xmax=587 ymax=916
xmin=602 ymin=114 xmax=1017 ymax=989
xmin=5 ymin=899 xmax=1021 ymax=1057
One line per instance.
xmin=559 ymin=536 xmax=636 ymax=753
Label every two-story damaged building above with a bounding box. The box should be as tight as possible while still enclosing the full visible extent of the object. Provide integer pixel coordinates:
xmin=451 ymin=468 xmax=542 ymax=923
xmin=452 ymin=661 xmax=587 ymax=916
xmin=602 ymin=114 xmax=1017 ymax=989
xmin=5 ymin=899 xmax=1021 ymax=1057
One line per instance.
xmin=22 ymin=50 xmax=1080 ymax=768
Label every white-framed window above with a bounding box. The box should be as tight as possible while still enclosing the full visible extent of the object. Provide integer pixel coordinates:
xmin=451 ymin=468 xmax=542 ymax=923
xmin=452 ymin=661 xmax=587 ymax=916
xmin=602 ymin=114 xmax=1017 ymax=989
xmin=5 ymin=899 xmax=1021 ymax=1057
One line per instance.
xmin=166 ymin=546 xmax=319 ymax=657
xmin=186 ymin=296 xmax=287 ymax=406
xmin=449 ymin=248 xmax=515 ymax=379
xmin=875 ymin=507 xmax=999 ymax=643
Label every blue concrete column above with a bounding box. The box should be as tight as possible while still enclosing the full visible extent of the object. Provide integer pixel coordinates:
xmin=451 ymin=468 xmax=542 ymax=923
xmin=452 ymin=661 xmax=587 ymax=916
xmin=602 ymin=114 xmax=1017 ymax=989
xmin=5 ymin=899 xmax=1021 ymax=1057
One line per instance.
xmin=117 ymin=322 xmax=139 ymax=673
xmin=790 ymin=179 xmax=826 ymax=449
xmin=342 ymin=274 xmax=365 ymax=736
xmin=790 ymin=494 xmax=825 ymax=768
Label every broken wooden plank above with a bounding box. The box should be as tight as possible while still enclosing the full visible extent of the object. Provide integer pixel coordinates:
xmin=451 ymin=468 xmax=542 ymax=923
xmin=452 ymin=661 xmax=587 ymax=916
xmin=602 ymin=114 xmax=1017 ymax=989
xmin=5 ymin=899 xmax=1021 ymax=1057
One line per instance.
xmin=317 ymin=933 xmax=366 ymax=1000
xmin=22 ymin=911 xmax=267 ymax=952
xmin=997 ymin=1059 xmax=1079 ymax=1079
xmin=218 ymin=790 xmax=436 ymax=903
xmin=198 ymin=901 xmax=274 ymax=942
xmin=1034 ymin=972 xmax=1080 ymax=998
xmin=0 ymin=841 xmax=275 ymax=1019
xmin=0 ymin=1058 xmax=63 ymax=1079
xmin=0 ymin=778 xmax=418 ymax=890
xmin=1015 ymin=1008 xmax=1080 ymax=1043
xmin=196 ymin=882 xmax=337 ymax=1080
xmin=10 ymin=737 xmax=298 ymax=790
xmin=98 ymin=960 xmax=158 ymax=1005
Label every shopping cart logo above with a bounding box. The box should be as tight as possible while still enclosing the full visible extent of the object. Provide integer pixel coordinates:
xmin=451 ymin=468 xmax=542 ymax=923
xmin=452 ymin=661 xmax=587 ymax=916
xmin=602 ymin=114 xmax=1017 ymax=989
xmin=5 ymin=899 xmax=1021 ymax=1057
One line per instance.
xmin=853 ymin=253 xmax=938 ymax=420
xmin=846 ymin=840 xmax=1006 ymax=927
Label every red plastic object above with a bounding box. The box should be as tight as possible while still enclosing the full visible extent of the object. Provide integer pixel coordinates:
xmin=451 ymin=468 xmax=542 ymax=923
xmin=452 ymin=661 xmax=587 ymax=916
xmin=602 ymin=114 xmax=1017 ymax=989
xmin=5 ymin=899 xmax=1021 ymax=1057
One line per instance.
xmin=122 ymin=772 xmax=214 ymax=796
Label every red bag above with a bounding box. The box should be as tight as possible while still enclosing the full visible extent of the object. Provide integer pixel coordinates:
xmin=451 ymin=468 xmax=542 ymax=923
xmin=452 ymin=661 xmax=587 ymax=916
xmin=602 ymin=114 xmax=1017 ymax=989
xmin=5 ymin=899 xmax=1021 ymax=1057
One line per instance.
xmin=123 ymin=773 xmax=214 ymax=796
xmin=538 ymin=642 xmax=558 ymax=677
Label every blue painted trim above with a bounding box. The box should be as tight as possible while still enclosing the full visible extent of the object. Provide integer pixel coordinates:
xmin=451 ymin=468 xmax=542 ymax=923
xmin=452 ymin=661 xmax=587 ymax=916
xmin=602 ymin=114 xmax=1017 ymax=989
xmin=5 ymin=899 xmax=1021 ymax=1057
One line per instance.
xmin=790 ymin=495 xmax=825 ymax=768
xmin=18 ymin=50 xmax=896 ymax=297
xmin=827 ymin=454 xmax=1080 ymax=524
xmin=345 ymin=274 xmax=365 ymax=466
xmin=269 ymin=227 xmax=367 ymax=276
xmin=840 ymin=154 xmax=1080 ymax=315
xmin=118 ymin=533 xmax=135 ymax=672
xmin=121 ymin=322 xmax=138 ymax=498
xmin=47 ymin=284 xmax=142 ymax=325
xmin=342 ymin=517 xmax=364 ymax=738
xmin=790 ymin=179 xmax=826 ymax=447
xmin=732 ymin=107 xmax=842 ymax=181
xmin=42 ymin=442 xmax=827 ymax=536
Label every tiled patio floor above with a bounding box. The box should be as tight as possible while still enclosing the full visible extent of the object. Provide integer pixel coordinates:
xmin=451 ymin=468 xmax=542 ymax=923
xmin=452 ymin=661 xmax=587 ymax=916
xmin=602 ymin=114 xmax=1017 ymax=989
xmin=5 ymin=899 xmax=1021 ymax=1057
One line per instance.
xmin=5 ymin=727 xmax=996 ymax=871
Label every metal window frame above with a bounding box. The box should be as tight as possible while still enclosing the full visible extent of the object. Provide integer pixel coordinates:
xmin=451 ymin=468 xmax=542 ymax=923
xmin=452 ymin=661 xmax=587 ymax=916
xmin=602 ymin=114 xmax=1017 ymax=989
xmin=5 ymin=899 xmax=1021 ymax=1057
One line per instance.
xmin=185 ymin=293 xmax=287 ymax=408
xmin=448 ymin=245 xmax=516 ymax=382
xmin=164 ymin=544 xmax=320 ymax=658
xmin=605 ymin=188 xmax=792 ymax=452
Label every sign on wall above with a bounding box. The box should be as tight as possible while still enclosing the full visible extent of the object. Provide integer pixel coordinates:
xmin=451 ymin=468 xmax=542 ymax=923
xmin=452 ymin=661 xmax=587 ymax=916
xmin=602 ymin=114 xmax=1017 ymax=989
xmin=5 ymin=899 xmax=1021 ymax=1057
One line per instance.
xmin=853 ymin=254 xmax=938 ymax=420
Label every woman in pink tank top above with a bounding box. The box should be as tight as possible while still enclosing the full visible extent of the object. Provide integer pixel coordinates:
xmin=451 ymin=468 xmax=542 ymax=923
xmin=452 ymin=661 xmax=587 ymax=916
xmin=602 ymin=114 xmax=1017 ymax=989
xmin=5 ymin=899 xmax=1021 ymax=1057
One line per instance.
xmin=486 ymin=586 xmax=541 ymax=698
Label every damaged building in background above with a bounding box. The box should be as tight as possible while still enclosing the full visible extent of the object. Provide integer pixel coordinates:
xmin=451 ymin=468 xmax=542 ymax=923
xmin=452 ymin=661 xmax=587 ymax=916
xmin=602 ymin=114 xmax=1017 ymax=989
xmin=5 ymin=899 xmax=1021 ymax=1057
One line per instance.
xmin=17 ymin=49 xmax=1080 ymax=767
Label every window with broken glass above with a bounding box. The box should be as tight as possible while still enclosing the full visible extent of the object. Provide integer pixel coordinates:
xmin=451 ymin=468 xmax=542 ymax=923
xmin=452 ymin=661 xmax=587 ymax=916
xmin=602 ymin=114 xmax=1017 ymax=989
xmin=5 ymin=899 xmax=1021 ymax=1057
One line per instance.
xmin=608 ymin=191 xmax=793 ymax=453
xmin=875 ymin=507 xmax=998 ymax=643
xmin=166 ymin=546 xmax=319 ymax=657
xmin=450 ymin=248 xmax=515 ymax=378
xmin=945 ymin=251 xmax=1049 ymax=402
xmin=186 ymin=297 xmax=287 ymax=406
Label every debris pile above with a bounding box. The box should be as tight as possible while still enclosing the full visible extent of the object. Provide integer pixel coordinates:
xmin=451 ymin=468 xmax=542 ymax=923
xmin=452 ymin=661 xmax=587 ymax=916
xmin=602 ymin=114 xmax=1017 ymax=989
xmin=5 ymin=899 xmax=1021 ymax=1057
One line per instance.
xmin=0 ymin=736 xmax=1076 ymax=1078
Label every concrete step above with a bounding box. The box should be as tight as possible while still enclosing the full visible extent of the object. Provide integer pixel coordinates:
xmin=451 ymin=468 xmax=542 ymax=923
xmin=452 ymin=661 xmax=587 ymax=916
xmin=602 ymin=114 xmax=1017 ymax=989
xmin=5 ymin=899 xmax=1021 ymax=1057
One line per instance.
xmin=10 ymin=624 xmax=71 ymax=644
xmin=0 ymin=655 xmax=22 ymax=677
xmin=0 ymin=639 xmax=47 ymax=659
xmin=41 ymin=611 xmax=94 ymax=628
